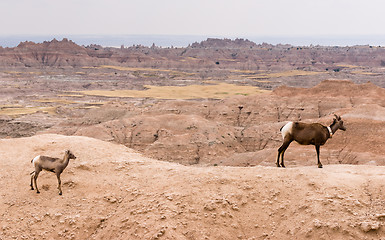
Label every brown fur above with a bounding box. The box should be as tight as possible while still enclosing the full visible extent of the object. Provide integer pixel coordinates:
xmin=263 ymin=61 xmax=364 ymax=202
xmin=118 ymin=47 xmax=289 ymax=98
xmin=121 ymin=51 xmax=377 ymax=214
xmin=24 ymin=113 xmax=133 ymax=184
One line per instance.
xmin=277 ymin=115 xmax=346 ymax=168
xmin=30 ymin=150 xmax=76 ymax=195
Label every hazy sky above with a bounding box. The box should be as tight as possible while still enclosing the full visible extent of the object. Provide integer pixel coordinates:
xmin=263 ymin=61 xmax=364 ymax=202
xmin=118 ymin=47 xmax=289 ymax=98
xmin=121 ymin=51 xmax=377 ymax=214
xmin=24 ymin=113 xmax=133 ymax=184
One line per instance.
xmin=2 ymin=0 xmax=385 ymax=37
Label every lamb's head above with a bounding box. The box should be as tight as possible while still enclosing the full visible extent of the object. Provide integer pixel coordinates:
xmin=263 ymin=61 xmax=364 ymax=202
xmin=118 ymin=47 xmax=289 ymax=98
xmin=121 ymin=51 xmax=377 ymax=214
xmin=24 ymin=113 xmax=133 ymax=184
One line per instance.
xmin=65 ymin=150 xmax=77 ymax=160
xmin=333 ymin=114 xmax=346 ymax=131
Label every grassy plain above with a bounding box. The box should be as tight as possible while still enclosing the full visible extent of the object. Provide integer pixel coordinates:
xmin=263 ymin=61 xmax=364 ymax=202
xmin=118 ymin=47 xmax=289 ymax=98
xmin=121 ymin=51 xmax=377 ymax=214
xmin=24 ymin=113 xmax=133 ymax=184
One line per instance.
xmin=0 ymin=106 xmax=56 ymax=116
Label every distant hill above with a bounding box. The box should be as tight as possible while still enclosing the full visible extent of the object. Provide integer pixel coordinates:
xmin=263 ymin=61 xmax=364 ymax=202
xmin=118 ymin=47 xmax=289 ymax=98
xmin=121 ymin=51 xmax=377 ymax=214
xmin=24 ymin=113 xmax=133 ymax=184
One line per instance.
xmin=1 ymin=38 xmax=385 ymax=70
xmin=190 ymin=38 xmax=258 ymax=48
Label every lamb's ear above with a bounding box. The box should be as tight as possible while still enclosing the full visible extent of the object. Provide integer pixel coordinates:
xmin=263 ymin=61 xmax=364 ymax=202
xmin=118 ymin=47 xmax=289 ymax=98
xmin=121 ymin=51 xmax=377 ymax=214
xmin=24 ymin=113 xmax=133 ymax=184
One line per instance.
xmin=333 ymin=114 xmax=341 ymax=120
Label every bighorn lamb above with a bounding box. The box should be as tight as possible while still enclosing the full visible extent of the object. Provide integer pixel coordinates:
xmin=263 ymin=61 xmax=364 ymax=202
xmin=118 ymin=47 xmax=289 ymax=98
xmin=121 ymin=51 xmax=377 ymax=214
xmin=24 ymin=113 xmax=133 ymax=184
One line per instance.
xmin=277 ymin=114 xmax=346 ymax=168
xmin=30 ymin=150 xmax=76 ymax=195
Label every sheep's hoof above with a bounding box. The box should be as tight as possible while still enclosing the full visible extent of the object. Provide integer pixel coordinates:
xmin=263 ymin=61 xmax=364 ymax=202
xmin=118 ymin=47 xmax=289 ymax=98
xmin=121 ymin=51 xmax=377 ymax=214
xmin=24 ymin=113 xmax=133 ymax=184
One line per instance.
xmin=281 ymin=164 xmax=286 ymax=168
xmin=276 ymin=164 xmax=281 ymax=167
xmin=36 ymin=191 xmax=40 ymax=194
xmin=59 ymin=192 xmax=62 ymax=195
xmin=318 ymin=165 xmax=323 ymax=168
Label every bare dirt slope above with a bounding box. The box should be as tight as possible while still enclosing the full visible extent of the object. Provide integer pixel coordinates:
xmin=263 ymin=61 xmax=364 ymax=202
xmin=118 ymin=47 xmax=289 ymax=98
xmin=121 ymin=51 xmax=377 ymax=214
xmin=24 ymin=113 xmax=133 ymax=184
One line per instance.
xmin=39 ymin=80 xmax=385 ymax=167
xmin=1 ymin=134 xmax=384 ymax=239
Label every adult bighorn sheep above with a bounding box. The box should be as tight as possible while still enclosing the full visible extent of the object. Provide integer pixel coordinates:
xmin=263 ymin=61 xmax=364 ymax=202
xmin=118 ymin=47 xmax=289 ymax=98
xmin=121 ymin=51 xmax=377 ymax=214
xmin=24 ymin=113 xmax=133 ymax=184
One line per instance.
xmin=277 ymin=114 xmax=346 ymax=168
xmin=30 ymin=150 xmax=76 ymax=195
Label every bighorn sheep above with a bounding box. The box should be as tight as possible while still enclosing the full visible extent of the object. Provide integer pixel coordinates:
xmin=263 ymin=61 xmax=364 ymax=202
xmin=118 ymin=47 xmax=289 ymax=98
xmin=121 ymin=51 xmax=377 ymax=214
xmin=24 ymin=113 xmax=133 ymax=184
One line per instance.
xmin=30 ymin=150 xmax=76 ymax=195
xmin=277 ymin=114 xmax=346 ymax=168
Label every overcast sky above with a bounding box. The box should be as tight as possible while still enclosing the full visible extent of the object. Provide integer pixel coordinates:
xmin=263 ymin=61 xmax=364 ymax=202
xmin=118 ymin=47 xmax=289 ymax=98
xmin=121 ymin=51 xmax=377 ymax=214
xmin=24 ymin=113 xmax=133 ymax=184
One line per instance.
xmin=0 ymin=0 xmax=385 ymax=36
xmin=1 ymin=0 xmax=385 ymax=37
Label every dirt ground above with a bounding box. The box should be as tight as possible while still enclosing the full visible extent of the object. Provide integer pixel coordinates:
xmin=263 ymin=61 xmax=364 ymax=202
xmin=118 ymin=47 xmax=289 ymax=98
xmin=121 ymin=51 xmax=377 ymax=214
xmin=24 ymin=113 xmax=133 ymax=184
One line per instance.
xmin=0 ymin=134 xmax=384 ymax=240
xmin=1 ymin=39 xmax=385 ymax=239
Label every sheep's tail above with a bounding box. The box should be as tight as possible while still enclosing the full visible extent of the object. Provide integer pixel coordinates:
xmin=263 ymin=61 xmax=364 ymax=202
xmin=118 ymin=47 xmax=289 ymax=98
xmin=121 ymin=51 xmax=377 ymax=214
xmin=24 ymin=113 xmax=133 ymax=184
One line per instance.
xmin=31 ymin=156 xmax=36 ymax=175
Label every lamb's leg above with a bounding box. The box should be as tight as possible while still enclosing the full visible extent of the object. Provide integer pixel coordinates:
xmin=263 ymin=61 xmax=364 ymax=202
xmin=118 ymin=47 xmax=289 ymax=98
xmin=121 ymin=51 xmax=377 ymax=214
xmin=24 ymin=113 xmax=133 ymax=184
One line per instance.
xmin=33 ymin=171 xmax=40 ymax=194
xmin=316 ymin=145 xmax=322 ymax=168
xmin=56 ymin=173 xmax=62 ymax=195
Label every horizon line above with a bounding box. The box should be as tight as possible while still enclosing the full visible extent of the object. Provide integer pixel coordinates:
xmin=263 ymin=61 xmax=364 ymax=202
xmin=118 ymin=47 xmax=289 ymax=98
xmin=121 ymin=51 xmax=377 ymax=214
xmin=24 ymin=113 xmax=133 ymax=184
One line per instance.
xmin=2 ymin=34 xmax=385 ymax=48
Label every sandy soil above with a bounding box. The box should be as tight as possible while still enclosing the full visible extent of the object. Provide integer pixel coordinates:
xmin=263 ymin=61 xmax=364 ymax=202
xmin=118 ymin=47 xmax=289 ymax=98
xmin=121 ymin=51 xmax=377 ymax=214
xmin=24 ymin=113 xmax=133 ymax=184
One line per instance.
xmin=1 ymin=134 xmax=384 ymax=239
xmin=1 ymin=38 xmax=385 ymax=239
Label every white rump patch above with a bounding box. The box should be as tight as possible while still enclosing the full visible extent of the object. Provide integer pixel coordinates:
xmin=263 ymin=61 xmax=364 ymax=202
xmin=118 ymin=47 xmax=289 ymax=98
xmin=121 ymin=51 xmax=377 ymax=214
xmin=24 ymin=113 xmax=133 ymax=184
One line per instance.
xmin=32 ymin=155 xmax=40 ymax=165
xmin=281 ymin=122 xmax=293 ymax=139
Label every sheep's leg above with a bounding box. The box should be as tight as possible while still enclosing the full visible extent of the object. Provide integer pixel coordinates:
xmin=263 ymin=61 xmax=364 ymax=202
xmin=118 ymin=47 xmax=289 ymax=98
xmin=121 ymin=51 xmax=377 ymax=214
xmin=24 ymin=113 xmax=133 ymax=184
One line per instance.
xmin=56 ymin=173 xmax=62 ymax=195
xmin=316 ymin=145 xmax=322 ymax=168
xmin=33 ymin=171 xmax=40 ymax=194
xmin=278 ymin=140 xmax=291 ymax=168
xmin=30 ymin=171 xmax=35 ymax=190
xmin=276 ymin=148 xmax=282 ymax=167
xmin=280 ymin=150 xmax=286 ymax=168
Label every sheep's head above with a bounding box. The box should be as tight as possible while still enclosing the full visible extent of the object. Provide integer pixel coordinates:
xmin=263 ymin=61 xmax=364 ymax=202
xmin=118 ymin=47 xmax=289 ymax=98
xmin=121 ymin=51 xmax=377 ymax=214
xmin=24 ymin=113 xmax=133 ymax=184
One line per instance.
xmin=65 ymin=150 xmax=77 ymax=160
xmin=333 ymin=114 xmax=346 ymax=131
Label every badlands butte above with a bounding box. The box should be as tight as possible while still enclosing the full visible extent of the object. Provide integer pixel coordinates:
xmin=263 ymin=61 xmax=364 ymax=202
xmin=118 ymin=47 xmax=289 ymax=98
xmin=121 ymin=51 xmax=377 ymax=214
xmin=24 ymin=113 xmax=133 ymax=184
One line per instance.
xmin=0 ymin=38 xmax=384 ymax=239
